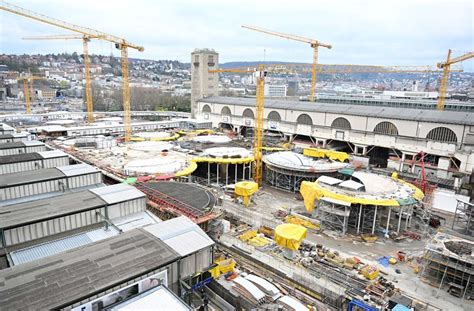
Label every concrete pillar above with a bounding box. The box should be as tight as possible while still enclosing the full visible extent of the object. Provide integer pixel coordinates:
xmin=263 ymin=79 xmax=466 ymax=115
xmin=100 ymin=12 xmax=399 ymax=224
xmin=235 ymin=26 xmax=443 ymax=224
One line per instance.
xmin=372 ymin=205 xmax=378 ymax=235
xmin=216 ymin=163 xmax=219 ymax=185
xmin=357 ymin=205 xmax=363 ymax=234
xmin=242 ymin=163 xmax=245 ymax=180
xmin=207 ymin=162 xmax=210 ymax=185
xmin=386 ymin=206 xmax=392 ymax=234
xmin=397 ymin=207 xmax=403 ymax=233
xmin=399 ymin=153 xmax=406 ymax=172
xmin=411 ymin=155 xmax=417 ymax=174
xmin=362 ymin=146 xmax=367 ymax=155
xmin=225 ymin=163 xmax=229 ymax=186
xmin=235 ymin=164 xmax=238 ymax=184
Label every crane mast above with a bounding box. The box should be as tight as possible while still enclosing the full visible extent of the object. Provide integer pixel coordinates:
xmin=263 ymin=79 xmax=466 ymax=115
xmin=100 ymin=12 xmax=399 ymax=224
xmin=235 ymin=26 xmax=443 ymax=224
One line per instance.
xmin=1 ymin=0 xmax=144 ymax=141
xmin=242 ymin=25 xmax=331 ymax=103
xmin=436 ymin=50 xmax=474 ymax=110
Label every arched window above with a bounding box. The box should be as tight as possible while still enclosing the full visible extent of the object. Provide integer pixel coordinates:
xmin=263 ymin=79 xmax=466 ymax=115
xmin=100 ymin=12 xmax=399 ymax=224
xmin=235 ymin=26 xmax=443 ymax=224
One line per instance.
xmin=426 ymin=127 xmax=457 ymax=143
xmin=331 ymin=117 xmax=351 ymax=130
xmin=202 ymin=105 xmax=211 ymax=113
xmin=267 ymin=111 xmax=281 ymax=122
xmin=374 ymin=121 xmax=399 ymax=135
xmin=221 ymin=106 xmax=231 ymax=116
xmin=297 ymin=114 xmax=312 ymax=126
xmin=242 ymin=108 xmax=254 ymax=119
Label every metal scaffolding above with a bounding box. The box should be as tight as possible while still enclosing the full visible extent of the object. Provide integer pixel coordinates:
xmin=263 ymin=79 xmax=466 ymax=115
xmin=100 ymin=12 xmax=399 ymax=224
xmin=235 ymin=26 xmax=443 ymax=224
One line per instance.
xmin=452 ymin=199 xmax=474 ymax=235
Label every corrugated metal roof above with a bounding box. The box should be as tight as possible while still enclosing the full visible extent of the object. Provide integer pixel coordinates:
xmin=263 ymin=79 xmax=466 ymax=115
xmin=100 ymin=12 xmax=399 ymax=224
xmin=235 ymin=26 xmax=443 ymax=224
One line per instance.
xmin=0 ymin=140 xmax=44 ymax=150
xmin=112 ymin=211 xmax=161 ymax=232
xmin=144 ymin=216 xmax=214 ymax=256
xmin=36 ymin=150 xmax=68 ymax=159
xmin=0 ymin=229 xmax=179 ymax=310
xmin=0 ymin=190 xmax=106 ymax=229
xmin=0 ymin=152 xmax=41 ymax=164
xmin=200 ymin=96 xmax=474 ymax=126
xmin=9 ymin=227 xmax=120 ymax=265
xmin=90 ymin=183 xmax=145 ymax=204
xmin=56 ymin=163 xmax=99 ymax=176
xmin=0 ymin=167 xmax=64 ymax=188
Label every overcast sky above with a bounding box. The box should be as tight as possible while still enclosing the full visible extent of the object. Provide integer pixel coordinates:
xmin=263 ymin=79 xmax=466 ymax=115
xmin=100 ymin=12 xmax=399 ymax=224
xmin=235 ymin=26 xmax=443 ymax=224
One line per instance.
xmin=1 ymin=0 xmax=472 ymax=70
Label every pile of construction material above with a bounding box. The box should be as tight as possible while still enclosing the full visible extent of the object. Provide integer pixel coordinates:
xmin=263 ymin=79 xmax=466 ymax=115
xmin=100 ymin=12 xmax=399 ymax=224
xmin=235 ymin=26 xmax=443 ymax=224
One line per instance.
xmin=244 ymin=274 xmax=281 ymax=302
xmin=277 ymin=295 xmax=309 ymax=311
xmin=232 ymin=276 xmax=266 ymax=305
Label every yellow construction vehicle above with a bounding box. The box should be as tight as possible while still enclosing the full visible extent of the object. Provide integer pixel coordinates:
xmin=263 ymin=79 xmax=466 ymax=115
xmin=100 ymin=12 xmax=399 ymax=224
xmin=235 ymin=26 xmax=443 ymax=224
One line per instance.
xmin=436 ymin=50 xmax=474 ymax=110
xmin=1 ymin=1 xmax=144 ymax=141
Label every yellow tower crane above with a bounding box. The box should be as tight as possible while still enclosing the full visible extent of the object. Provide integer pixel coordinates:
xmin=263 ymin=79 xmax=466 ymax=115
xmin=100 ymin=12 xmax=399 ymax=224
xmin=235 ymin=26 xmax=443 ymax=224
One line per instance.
xmin=210 ymin=63 xmax=448 ymax=185
xmin=0 ymin=1 xmax=144 ymax=142
xmin=23 ymin=34 xmax=99 ymax=123
xmin=17 ymin=75 xmax=45 ymax=114
xmin=242 ymin=25 xmax=332 ymax=102
xmin=436 ymin=50 xmax=474 ymax=110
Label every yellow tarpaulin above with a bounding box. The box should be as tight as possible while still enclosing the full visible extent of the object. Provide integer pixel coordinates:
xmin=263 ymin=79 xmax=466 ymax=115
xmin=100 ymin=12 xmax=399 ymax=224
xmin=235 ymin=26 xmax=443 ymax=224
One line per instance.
xmin=274 ymin=223 xmax=307 ymax=251
xmin=192 ymin=156 xmax=254 ymax=164
xmin=175 ymin=161 xmax=198 ymax=177
xmin=303 ymin=147 xmax=349 ymax=162
xmin=300 ymin=181 xmax=400 ymax=212
xmin=235 ymin=181 xmax=258 ymax=207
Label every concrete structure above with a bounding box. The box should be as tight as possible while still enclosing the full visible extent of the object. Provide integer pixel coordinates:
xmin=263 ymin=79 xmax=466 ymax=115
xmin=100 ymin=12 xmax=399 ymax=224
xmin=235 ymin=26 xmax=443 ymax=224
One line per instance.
xmin=0 ymin=140 xmax=47 ymax=156
xmin=197 ymin=96 xmax=474 ymax=179
xmin=264 ymin=84 xmax=287 ymax=97
xmin=0 ymin=150 xmax=69 ymax=174
xmin=0 ymin=184 xmax=146 ymax=248
xmin=191 ymin=48 xmax=219 ymax=118
xmin=0 ymin=163 xmax=102 ymax=203
xmin=263 ymin=151 xmax=349 ymax=192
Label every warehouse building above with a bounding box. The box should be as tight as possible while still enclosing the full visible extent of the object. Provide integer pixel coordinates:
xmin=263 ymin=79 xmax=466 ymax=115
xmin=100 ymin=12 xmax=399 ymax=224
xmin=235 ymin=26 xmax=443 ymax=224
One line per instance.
xmin=0 ymin=163 xmax=102 ymax=203
xmin=144 ymin=216 xmax=215 ymax=278
xmin=0 ymin=228 xmax=181 ymax=310
xmin=0 ymin=140 xmax=47 ymax=156
xmin=0 ymin=123 xmax=14 ymax=135
xmin=0 ymin=150 xmax=70 ymax=174
xmin=0 ymin=133 xmax=29 ymax=144
xmin=0 ymin=183 xmax=147 ymax=249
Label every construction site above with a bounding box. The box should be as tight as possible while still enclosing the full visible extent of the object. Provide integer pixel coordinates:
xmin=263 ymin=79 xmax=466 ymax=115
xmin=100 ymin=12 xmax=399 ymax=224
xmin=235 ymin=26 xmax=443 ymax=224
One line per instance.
xmin=0 ymin=1 xmax=474 ymax=311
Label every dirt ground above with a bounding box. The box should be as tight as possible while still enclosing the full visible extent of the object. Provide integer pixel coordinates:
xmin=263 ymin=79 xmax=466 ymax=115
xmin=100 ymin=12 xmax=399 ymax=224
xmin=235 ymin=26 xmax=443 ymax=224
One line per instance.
xmin=223 ymin=185 xmax=473 ymax=311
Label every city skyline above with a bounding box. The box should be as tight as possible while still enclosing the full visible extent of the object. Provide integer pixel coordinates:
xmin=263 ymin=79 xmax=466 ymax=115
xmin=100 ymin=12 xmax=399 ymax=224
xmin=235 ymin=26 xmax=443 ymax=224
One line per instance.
xmin=0 ymin=0 xmax=472 ymax=71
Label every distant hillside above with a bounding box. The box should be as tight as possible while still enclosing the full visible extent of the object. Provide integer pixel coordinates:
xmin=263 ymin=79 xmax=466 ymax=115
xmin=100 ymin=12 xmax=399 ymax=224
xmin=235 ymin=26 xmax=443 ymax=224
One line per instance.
xmin=220 ymin=61 xmax=307 ymax=68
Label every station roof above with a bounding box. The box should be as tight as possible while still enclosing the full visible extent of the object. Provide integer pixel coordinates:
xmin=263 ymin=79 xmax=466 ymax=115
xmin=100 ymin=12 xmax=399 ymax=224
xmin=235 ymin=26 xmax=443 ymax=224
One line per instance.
xmin=0 ymin=229 xmax=179 ymax=310
xmin=200 ymin=96 xmax=474 ymax=126
xmin=0 ymin=164 xmax=99 ymax=188
xmin=144 ymin=216 xmax=214 ymax=256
